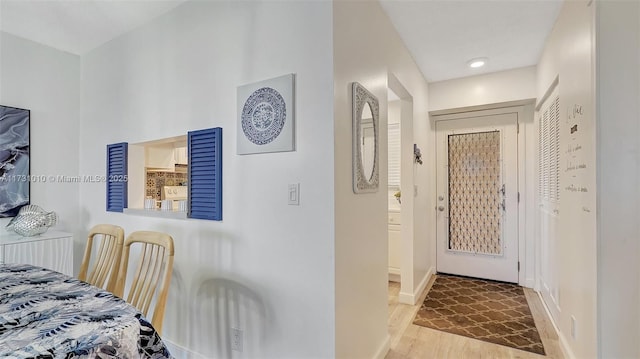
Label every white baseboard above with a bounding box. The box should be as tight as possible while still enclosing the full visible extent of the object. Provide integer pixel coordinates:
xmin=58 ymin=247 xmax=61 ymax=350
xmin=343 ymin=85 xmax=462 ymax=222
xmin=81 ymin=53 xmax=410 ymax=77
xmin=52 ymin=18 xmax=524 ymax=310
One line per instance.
xmin=166 ymin=335 xmax=393 ymax=359
xmin=388 ymin=272 xmax=401 ymax=283
xmin=398 ymin=291 xmax=413 ymax=304
xmin=164 ymin=339 xmax=208 ymax=359
xmin=536 ymin=291 xmax=576 ymax=359
xmin=399 ymin=267 xmax=434 ymax=305
xmin=523 ymin=277 xmax=535 ymax=289
xmin=557 ymin=329 xmax=576 ymax=359
xmin=372 ymin=334 xmax=391 ymax=359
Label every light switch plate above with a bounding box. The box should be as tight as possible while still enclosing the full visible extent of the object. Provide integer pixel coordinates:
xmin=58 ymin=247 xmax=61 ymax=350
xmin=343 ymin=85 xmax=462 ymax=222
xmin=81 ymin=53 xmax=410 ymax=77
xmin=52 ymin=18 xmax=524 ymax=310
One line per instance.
xmin=288 ymin=183 xmax=300 ymax=205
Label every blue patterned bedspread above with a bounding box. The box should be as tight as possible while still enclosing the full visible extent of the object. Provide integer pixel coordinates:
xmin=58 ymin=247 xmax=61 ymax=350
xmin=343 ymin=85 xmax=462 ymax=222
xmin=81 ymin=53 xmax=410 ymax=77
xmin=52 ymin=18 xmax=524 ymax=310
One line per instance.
xmin=0 ymin=263 xmax=173 ymax=358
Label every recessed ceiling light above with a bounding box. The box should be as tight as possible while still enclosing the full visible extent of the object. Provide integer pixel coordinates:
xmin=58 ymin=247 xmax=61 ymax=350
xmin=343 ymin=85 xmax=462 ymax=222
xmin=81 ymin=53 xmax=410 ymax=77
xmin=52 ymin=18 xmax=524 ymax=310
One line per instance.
xmin=468 ymin=58 xmax=488 ymax=68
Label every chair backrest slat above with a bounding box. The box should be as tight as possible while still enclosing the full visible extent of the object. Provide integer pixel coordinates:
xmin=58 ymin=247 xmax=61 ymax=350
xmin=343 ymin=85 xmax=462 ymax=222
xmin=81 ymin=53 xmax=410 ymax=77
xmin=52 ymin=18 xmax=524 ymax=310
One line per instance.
xmin=139 ymin=245 xmax=161 ymax=314
xmin=92 ymin=235 xmax=114 ymax=286
xmin=135 ymin=243 xmax=155 ymax=309
xmin=78 ymin=225 xmax=125 ymax=294
xmin=115 ymin=231 xmax=174 ymax=335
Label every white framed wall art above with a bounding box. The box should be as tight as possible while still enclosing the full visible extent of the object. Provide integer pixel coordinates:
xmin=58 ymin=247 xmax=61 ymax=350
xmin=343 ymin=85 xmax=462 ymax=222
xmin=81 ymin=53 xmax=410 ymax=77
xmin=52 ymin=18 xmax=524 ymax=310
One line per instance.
xmin=237 ymin=74 xmax=295 ymax=155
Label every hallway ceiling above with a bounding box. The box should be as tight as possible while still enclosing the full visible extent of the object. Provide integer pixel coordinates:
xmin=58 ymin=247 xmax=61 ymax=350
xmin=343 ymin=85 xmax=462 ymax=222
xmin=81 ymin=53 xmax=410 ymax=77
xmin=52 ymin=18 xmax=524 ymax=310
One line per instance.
xmin=0 ymin=0 xmax=562 ymax=82
xmin=379 ymin=0 xmax=563 ymax=82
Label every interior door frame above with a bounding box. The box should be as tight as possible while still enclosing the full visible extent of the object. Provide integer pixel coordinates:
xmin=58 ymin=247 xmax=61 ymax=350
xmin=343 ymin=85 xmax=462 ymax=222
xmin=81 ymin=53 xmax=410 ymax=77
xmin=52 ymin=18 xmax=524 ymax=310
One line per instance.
xmin=430 ymin=100 xmax=536 ymax=287
xmin=436 ymin=115 xmax=518 ymax=282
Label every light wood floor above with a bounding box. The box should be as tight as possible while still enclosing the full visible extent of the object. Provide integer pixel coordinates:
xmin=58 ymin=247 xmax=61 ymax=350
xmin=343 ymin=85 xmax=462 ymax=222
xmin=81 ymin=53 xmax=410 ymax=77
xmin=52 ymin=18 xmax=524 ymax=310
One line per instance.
xmin=386 ymin=276 xmax=564 ymax=359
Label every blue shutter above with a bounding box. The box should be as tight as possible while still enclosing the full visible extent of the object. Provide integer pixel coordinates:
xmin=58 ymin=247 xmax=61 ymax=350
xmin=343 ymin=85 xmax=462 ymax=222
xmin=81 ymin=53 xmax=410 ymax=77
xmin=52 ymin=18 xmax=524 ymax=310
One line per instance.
xmin=106 ymin=143 xmax=128 ymax=212
xmin=188 ymin=128 xmax=222 ymax=220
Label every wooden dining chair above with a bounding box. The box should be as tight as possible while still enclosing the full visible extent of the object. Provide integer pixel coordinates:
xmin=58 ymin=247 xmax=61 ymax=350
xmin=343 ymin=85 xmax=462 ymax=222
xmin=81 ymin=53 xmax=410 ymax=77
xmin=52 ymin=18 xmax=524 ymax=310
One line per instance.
xmin=114 ymin=231 xmax=175 ymax=335
xmin=78 ymin=224 xmax=125 ymax=293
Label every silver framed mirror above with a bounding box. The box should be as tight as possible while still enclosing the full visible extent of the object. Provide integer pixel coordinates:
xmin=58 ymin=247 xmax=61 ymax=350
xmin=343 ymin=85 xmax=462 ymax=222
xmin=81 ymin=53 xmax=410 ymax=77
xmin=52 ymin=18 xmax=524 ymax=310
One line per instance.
xmin=352 ymin=82 xmax=379 ymax=193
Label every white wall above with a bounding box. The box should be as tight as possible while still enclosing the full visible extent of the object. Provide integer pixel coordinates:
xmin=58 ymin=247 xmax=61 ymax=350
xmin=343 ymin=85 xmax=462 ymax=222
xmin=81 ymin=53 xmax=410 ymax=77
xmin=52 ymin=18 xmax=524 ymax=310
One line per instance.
xmin=0 ymin=32 xmax=82 ymax=256
xmin=536 ymin=1 xmax=597 ymax=358
xmin=388 ymin=100 xmax=401 ymax=125
xmin=595 ymin=1 xmax=640 ymax=357
xmin=79 ymin=2 xmax=335 ymax=357
xmin=428 ymin=66 xmax=536 ymax=112
xmin=333 ymin=1 xmax=431 ymax=357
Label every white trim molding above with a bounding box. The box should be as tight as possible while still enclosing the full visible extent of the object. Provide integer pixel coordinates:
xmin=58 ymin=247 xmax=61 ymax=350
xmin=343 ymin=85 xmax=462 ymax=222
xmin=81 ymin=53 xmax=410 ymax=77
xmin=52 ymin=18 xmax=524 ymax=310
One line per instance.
xmin=163 ymin=339 xmax=209 ymax=359
xmin=537 ymin=291 xmax=576 ymax=359
xmin=429 ymin=99 xmax=536 ymax=117
xmin=372 ymin=334 xmax=391 ymax=359
xmin=399 ymin=266 xmax=434 ymax=305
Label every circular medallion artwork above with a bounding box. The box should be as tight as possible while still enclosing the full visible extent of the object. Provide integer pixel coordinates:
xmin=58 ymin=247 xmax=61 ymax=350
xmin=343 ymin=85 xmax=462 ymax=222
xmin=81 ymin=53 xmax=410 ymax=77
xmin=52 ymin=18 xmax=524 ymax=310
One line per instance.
xmin=241 ymin=87 xmax=286 ymax=145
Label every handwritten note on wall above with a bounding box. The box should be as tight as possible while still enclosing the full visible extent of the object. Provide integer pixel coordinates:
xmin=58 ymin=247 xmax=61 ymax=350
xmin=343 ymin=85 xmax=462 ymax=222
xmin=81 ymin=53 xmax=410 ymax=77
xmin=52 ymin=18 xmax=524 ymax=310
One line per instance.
xmin=564 ymin=104 xmax=591 ymax=211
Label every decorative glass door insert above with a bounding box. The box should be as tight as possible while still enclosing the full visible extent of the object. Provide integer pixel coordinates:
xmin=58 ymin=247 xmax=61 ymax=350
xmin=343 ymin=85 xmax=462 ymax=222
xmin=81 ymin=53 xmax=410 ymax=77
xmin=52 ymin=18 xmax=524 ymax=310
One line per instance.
xmin=447 ymin=131 xmax=503 ymax=255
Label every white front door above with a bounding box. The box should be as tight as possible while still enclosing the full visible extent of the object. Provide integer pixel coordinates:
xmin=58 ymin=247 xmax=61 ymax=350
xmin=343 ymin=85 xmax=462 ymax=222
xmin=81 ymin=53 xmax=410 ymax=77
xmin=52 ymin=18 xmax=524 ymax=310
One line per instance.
xmin=436 ymin=112 xmax=519 ymax=283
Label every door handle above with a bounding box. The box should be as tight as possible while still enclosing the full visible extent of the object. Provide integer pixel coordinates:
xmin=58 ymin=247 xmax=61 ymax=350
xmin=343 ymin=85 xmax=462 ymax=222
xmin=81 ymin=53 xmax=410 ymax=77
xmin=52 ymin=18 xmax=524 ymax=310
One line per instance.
xmin=438 ymin=205 xmax=445 ymax=212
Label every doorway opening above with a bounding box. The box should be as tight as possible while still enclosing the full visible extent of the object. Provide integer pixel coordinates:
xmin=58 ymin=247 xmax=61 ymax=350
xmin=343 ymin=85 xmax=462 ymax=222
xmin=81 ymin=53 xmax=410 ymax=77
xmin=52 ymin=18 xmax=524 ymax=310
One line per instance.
xmin=386 ymin=73 xmax=415 ymax=304
xmin=431 ymin=103 xmax=533 ymax=285
xmin=435 ymin=111 xmax=519 ymax=283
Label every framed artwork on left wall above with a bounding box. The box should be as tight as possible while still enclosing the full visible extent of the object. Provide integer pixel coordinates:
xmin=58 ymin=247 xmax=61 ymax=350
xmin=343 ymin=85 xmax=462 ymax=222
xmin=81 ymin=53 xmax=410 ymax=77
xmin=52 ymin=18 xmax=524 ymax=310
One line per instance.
xmin=0 ymin=105 xmax=30 ymax=217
